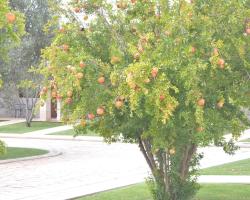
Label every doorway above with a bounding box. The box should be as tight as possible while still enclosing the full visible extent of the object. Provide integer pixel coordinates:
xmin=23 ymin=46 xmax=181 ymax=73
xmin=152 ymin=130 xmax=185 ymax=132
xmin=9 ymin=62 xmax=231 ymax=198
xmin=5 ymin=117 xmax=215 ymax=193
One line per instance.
xmin=51 ymin=100 xmax=57 ymax=119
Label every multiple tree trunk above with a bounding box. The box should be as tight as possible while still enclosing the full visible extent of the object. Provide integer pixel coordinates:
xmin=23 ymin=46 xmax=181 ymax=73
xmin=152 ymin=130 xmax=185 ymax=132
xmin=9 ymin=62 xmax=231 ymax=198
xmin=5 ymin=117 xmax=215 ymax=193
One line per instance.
xmin=138 ymin=136 xmax=197 ymax=200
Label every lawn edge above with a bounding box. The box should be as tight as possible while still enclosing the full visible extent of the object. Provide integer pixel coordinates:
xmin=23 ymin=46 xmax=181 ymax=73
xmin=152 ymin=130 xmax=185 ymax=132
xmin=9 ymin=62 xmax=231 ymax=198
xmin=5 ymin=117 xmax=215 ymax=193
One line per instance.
xmin=67 ymin=183 xmax=145 ymax=200
xmin=0 ymin=148 xmax=62 ymax=165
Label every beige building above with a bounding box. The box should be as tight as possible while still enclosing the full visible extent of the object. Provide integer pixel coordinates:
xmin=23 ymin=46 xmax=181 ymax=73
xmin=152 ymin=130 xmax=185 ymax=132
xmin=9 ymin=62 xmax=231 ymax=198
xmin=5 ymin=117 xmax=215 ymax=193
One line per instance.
xmin=0 ymin=95 xmax=61 ymax=122
xmin=40 ymin=96 xmax=61 ymax=121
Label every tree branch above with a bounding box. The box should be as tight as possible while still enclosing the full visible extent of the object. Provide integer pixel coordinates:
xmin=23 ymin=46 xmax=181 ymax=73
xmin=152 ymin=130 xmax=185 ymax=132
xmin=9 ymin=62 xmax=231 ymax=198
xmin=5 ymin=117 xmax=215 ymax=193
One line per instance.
xmin=180 ymin=143 xmax=197 ymax=180
xmin=138 ymin=136 xmax=157 ymax=175
xmin=97 ymin=8 xmax=129 ymax=59
xmin=163 ymin=151 xmax=170 ymax=192
xmin=144 ymin=139 xmax=158 ymax=170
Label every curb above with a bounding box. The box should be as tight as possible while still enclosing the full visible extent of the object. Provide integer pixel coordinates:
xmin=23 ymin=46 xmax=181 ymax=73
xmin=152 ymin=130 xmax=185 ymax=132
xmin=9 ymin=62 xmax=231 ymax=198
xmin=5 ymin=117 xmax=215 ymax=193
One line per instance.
xmin=0 ymin=149 xmax=62 ymax=165
xmin=66 ymin=182 xmax=143 ymax=200
xmin=0 ymin=134 xmax=103 ymax=143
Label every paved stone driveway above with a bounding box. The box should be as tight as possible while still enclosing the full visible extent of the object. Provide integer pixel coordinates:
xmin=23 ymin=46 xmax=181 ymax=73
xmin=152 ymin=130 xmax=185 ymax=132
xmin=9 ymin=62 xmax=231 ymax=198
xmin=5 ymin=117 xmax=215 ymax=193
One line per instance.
xmin=1 ymin=136 xmax=250 ymax=200
xmin=0 ymin=138 xmax=148 ymax=200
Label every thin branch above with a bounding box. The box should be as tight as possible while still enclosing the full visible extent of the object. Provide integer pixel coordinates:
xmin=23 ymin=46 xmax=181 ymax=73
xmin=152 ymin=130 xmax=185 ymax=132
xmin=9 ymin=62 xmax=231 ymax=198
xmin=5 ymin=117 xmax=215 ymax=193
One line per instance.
xmin=97 ymin=8 xmax=129 ymax=59
xmin=138 ymin=136 xmax=154 ymax=173
xmin=144 ymin=139 xmax=158 ymax=170
xmin=24 ymin=0 xmax=36 ymax=15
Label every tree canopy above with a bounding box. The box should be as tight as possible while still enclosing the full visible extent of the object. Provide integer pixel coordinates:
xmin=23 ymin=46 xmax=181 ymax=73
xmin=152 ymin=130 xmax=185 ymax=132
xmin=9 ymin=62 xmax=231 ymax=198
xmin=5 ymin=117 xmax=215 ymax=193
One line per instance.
xmin=0 ymin=0 xmax=25 ymax=154
xmin=0 ymin=0 xmax=25 ymax=86
xmin=40 ymin=1 xmax=250 ymax=199
xmin=0 ymin=0 xmax=25 ymax=61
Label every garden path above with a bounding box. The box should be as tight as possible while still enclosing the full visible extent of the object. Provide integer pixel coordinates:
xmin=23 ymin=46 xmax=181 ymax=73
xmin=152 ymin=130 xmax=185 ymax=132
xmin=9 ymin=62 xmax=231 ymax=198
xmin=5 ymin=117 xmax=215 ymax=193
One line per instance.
xmin=0 ymin=128 xmax=250 ymax=200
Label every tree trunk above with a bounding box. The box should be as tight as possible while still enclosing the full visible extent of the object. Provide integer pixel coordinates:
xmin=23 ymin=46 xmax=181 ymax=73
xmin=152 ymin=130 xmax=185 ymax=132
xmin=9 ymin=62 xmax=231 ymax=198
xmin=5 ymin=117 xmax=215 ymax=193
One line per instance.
xmin=24 ymin=90 xmax=39 ymax=128
xmin=138 ymin=136 xmax=198 ymax=200
xmin=26 ymin=120 xmax=31 ymax=127
xmin=25 ymin=106 xmax=32 ymax=127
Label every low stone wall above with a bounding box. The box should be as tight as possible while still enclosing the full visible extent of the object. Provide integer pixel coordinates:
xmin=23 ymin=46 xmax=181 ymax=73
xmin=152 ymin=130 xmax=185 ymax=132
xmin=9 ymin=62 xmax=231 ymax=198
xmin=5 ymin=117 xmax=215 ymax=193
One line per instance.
xmin=0 ymin=97 xmax=40 ymax=118
xmin=0 ymin=98 xmax=12 ymax=117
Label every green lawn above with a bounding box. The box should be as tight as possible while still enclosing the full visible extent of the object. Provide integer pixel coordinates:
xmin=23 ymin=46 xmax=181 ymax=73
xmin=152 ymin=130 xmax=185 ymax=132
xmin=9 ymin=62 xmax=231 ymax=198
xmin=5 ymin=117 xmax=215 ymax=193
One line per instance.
xmin=75 ymin=183 xmax=250 ymax=200
xmin=0 ymin=121 xmax=62 ymax=134
xmin=0 ymin=147 xmax=48 ymax=160
xmin=241 ymin=138 xmax=250 ymax=142
xmin=200 ymin=158 xmax=250 ymax=175
xmin=49 ymin=129 xmax=98 ymax=136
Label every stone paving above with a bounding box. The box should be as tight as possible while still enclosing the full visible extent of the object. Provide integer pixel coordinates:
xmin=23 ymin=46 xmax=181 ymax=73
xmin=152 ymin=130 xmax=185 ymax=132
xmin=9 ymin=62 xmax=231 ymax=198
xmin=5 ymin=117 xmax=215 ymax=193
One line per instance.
xmin=1 ymin=120 xmax=250 ymax=200
xmin=0 ymin=137 xmax=149 ymax=200
xmin=1 ymin=135 xmax=250 ymax=200
xmin=198 ymin=175 xmax=250 ymax=183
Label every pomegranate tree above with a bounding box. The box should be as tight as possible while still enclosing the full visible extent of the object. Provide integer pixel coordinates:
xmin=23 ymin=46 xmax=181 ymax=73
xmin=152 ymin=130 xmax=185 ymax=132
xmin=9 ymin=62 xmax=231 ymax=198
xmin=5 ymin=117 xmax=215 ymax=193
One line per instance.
xmin=40 ymin=1 xmax=250 ymax=199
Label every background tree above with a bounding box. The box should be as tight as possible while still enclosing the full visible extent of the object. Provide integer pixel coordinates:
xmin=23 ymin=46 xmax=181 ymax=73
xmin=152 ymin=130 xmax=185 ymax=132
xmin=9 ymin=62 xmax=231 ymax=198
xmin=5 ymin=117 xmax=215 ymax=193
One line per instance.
xmin=0 ymin=0 xmax=25 ymax=154
xmin=40 ymin=1 xmax=250 ymax=200
xmin=0 ymin=0 xmax=25 ymax=82
xmin=18 ymin=76 xmax=41 ymax=127
xmin=0 ymin=0 xmax=52 ymax=126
